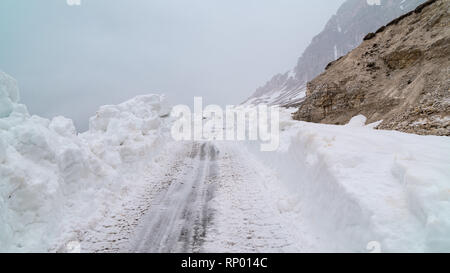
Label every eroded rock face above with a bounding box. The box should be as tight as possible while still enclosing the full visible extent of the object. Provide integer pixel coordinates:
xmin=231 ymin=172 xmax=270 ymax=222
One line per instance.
xmin=244 ymin=0 xmax=427 ymax=106
xmin=383 ymin=49 xmax=424 ymax=69
xmin=293 ymin=0 xmax=450 ymax=136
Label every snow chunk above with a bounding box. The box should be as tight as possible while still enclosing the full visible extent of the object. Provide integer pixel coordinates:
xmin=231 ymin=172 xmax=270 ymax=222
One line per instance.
xmin=0 ymin=71 xmax=19 ymax=103
xmin=366 ymin=120 xmax=383 ymax=129
xmin=0 ymin=71 xmax=20 ymax=118
xmin=84 ymin=94 xmax=169 ymax=165
xmin=345 ymin=114 xmax=367 ymax=127
xmin=0 ymin=136 xmax=6 ymax=163
xmin=50 ymin=116 xmax=77 ymax=137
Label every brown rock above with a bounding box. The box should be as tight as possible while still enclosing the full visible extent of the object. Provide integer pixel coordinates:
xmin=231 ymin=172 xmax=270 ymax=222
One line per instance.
xmin=293 ymin=0 xmax=450 ymax=136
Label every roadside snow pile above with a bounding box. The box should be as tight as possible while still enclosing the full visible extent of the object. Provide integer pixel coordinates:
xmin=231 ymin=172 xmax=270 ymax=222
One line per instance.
xmin=0 ymin=72 xmax=22 ymax=118
xmin=247 ymin=109 xmax=450 ymax=252
xmin=81 ymin=94 xmax=170 ymax=167
xmin=0 ymin=71 xmax=170 ymax=252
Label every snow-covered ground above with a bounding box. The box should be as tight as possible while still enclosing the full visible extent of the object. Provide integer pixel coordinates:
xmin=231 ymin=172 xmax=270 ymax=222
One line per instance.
xmin=246 ymin=110 xmax=450 ymax=252
xmin=202 ymin=141 xmax=320 ymax=252
xmin=79 ymin=140 xmax=314 ymax=253
xmin=1 ymin=71 xmax=449 ymax=253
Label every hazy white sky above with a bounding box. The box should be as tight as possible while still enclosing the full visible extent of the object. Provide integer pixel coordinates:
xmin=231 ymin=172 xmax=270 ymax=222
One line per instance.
xmin=0 ymin=0 xmax=345 ymax=130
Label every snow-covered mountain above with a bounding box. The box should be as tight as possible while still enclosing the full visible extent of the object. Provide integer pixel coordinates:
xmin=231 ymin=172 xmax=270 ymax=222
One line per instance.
xmin=243 ymin=0 xmax=427 ymax=106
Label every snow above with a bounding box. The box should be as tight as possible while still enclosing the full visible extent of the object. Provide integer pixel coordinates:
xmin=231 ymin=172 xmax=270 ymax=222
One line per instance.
xmin=50 ymin=116 xmax=77 ymax=137
xmin=345 ymin=114 xmax=367 ymax=127
xmin=82 ymin=94 xmax=170 ymax=164
xmin=0 ymin=72 xmax=171 ymax=252
xmin=2 ymin=70 xmax=450 ymax=253
xmin=289 ymin=84 xmax=307 ymax=102
xmin=78 ymin=141 xmax=192 ymax=253
xmin=287 ymin=70 xmax=296 ymax=79
xmin=244 ymin=108 xmax=450 ymax=252
xmin=0 ymin=71 xmax=21 ymax=118
xmin=202 ymin=141 xmax=319 ymax=252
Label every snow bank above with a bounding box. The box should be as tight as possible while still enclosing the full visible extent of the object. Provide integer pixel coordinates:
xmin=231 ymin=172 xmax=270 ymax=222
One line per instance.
xmin=81 ymin=94 xmax=170 ymax=166
xmin=246 ymin=109 xmax=450 ymax=252
xmin=0 ymin=72 xmax=21 ymax=118
xmin=0 ymin=71 xmax=170 ymax=252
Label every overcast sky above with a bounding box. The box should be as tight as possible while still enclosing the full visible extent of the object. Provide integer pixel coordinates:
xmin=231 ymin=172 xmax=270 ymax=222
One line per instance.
xmin=0 ymin=0 xmax=345 ymax=130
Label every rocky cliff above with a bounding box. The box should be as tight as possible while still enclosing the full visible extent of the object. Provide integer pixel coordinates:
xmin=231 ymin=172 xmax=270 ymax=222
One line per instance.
xmin=293 ymin=0 xmax=449 ymax=136
xmin=244 ymin=0 xmax=427 ymax=106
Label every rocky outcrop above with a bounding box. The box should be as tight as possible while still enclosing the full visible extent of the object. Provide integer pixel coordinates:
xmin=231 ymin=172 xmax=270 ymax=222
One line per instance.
xmin=293 ymin=0 xmax=450 ymax=136
xmin=244 ymin=0 xmax=426 ymax=106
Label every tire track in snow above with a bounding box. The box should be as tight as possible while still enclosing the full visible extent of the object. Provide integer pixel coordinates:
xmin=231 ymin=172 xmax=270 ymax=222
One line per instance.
xmin=202 ymin=142 xmax=316 ymax=253
xmin=128 ymin=142 xmax=218 ymax=253
xmin=80 ymin=141 xmax=315 ymax=253
xmin=74 ymin=142 xmax=190 ymax=253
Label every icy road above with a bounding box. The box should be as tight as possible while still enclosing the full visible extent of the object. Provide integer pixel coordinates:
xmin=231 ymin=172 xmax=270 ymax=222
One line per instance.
xmin=129 ymin=142 xmax=218 ymax=252
xmin=78 ymin=120 xmax=450 ymax=253
xmin=81 ymin=141 xmax=313 ymax=253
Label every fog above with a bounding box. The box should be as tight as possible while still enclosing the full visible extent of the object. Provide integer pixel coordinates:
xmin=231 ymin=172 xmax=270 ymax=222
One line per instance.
xmin=0 ymin=0 xmax=345 ymax=131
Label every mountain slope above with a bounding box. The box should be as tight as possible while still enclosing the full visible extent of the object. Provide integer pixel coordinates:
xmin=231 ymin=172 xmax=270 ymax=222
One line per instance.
xmin=244 ymin=0 xmax=427 ymax=106
xmin=293 ymin=0 xmax=449 ymax=136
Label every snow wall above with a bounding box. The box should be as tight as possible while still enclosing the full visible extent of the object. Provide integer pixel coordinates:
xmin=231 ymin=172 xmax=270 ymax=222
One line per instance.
xmin=246 ymin=110 xmax=450 ymax=252
xmin=0 ymin=71 xmax=170 ymax=252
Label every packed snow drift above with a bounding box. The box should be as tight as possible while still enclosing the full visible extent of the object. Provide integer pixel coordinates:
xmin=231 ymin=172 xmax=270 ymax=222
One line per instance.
xmin=1 ymin=71 xmax=449 ymax=253
xmin=245 ymin=109 xmax=450 ymax=252
xmin=0 ymin=71 xmax=170 ymax=252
